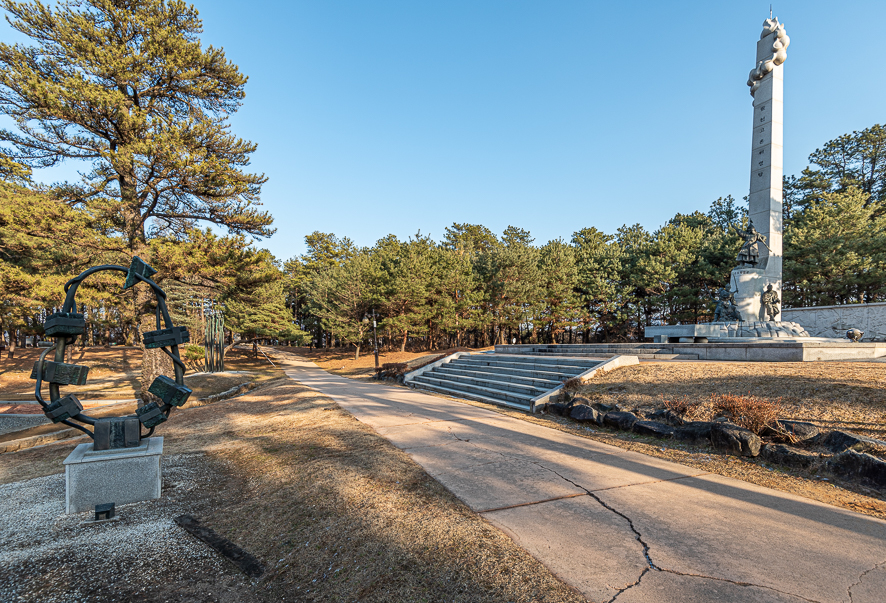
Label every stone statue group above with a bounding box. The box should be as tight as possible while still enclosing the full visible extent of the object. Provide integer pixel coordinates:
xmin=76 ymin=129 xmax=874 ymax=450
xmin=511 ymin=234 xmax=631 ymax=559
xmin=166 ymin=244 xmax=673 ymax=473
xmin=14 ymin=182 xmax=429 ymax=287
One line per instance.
xmin=711 ymin=220 xmax=780 ymax=323
xmin=712 ymin=284 xmax=779 ymax=323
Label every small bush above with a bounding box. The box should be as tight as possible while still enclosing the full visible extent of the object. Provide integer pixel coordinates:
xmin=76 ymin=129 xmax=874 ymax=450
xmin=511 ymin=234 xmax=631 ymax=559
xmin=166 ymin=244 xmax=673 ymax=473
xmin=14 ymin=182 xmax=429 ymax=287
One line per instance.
xmin=663 ymin=396 xmax=694 ymax=416
xmin=183 ymin=344 xmax=205 ymax=363
xmin=375 ymin=362 xmax=409 ymax=380
xmin=711 ymin=393 xmax=780 ymax=435
xmin=562 ymin=377 xmax=582 ymax=391
xmin=663 ymin=393 xmax=782 ymax=435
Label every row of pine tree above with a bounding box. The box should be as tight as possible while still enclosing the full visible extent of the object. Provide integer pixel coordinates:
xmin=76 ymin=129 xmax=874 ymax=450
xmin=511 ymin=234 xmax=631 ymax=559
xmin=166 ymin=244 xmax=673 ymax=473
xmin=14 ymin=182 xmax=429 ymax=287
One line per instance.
xmin=0 ymin=1 xmax=884 ymax=368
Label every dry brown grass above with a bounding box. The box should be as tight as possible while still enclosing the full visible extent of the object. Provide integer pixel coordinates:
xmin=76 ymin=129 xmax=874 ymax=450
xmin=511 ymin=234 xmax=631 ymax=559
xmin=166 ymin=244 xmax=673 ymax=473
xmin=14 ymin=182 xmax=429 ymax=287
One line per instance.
xmin=1 ymin=376 xmax=585 ymax=602
xmin=664 ymin=393 xmax=782 ymax=435
xmin=0 ymin=346 xmax=284 ymax=403
xmin=576 ymin=361 xmax=886 ymax=440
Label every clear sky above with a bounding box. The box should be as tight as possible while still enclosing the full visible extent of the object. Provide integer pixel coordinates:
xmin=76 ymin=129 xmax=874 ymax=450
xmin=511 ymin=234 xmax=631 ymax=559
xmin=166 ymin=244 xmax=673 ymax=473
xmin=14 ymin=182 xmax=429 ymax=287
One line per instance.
xmin=4 ymin=1 xmax=886 ymax=261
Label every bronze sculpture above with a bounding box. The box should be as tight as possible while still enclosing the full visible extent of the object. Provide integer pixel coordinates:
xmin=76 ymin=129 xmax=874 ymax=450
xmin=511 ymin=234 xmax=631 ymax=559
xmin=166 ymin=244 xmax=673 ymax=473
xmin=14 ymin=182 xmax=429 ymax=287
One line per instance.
xmin=733 ymin=221 xmax=772 ymax=267
xmin=761 ymin=284 xmax=780 ymax=321
xmin=712 ymin=287 xmax=742 ymax=322
xmin=32 ymin=257 xmax=191 ymax=451
xmin=846 ymin=328 xmax=864 ymax=342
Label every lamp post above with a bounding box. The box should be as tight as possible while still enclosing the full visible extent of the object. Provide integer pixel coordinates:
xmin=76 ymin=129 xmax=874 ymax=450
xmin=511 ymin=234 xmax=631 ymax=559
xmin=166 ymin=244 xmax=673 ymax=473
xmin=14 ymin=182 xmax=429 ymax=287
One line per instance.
xmin=362 ymin=309 xmax=380 ymax=369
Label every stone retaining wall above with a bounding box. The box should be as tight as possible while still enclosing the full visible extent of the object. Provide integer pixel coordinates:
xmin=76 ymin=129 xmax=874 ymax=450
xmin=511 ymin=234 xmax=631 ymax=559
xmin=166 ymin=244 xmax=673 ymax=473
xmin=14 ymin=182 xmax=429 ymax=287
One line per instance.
xmin=783 ymin=302 xmax=886 ymax=341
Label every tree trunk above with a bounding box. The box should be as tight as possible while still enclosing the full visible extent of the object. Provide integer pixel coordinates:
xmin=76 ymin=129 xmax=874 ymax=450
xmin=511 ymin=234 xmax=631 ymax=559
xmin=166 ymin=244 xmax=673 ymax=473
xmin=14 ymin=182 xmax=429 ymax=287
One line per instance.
xmin=354 ymin=343 xmax=360 ymax=360
xmin=400 ymin=330 xmax=407 ymax=353
xmin=137 ymin=285 xmax=173 ymax=406
xmin=7 ymin=328 xmax=16 ymax=358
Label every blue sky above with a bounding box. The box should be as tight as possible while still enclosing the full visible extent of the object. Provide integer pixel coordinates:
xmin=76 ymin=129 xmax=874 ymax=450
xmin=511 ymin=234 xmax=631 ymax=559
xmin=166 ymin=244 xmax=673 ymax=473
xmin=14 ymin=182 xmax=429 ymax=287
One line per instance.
xmin=4 ymin=1 xmax=885 ymax=261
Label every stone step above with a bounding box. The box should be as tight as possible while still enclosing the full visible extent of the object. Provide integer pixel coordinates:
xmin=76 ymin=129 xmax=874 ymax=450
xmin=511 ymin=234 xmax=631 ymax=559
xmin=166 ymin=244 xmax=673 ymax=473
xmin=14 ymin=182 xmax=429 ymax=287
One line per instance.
xmin=451 ymin=359 xmax=587 ymax=376
xmin=438 ymin=363 xmax=567 ymax=384
xmin=434 ymin=366 xmax=562 ymax=389
xmin=507 ymin=346 xmax=668 ymax=354
xmin=423 ymin=371 xmax=550 ymax=397
xmin=412 ymin=375 xmax=536 ymax=407
xmin=454 ymin=357 xmax=594 ymax=374
xmin=510 ymin=350 xmax=697 ymax=360
xmin=484 ymin=354 xmax=602 ymax=367
xmin=410 ymin=380 xmax=532 ymax=411
xmin=500 ymin=344 xmax=668 ymax=351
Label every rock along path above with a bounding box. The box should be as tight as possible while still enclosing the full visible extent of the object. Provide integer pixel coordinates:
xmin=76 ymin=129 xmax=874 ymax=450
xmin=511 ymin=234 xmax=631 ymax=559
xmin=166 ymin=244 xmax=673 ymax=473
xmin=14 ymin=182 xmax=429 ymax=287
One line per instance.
xmin=280 ymin=352 xmax=886 ymax=603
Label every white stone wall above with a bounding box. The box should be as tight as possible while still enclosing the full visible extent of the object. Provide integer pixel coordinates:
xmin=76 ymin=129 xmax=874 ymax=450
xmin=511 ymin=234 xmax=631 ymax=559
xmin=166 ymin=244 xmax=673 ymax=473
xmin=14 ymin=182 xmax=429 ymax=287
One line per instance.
xmin=782 ymin=303 xmax=886 ymax=341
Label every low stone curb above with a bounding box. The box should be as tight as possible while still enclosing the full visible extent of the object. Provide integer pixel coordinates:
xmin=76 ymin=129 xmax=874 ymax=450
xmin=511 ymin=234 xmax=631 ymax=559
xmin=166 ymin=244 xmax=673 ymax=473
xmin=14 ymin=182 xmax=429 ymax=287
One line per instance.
xmin=0 ymin=427 xmax=82 ymax=454
xmin=182 ymin=381 xmax=256 ymax=409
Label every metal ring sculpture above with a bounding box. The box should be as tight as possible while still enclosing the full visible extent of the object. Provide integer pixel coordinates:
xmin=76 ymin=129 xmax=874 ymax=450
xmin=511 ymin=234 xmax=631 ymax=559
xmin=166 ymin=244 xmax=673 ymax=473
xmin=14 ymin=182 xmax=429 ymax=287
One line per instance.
xmin=33 ymin=257 xmax=192 ymax=450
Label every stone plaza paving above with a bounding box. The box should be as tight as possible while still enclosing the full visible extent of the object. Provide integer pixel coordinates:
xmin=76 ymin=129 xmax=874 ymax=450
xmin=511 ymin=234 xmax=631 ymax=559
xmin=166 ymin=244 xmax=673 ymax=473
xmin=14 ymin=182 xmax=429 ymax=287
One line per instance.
xmin=280 ymin=354 xmax=886 ymax=603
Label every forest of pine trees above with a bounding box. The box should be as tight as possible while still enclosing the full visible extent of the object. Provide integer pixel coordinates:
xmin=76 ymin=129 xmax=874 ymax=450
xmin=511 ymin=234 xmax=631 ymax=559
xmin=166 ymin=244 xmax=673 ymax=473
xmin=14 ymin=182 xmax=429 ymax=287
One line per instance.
xmin=3 ymin=124 xmax=886 ymax=358
xmin=0 ymin=2 xmax=884 ymax=360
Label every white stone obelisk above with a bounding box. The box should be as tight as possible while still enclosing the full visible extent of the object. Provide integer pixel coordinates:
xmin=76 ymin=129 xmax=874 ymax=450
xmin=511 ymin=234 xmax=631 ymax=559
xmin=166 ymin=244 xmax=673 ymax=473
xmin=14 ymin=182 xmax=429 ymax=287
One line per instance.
xmin=732 ymin=17 xmax=790 ymax=322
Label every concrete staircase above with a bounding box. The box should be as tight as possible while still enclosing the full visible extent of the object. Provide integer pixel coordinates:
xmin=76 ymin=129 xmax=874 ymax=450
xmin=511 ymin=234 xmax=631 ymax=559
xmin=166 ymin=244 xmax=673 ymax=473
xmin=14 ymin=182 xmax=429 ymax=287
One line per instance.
xmin=406 ymin=353 xmax=603 ymax=412
xmin=497 ymin=344 xmax=700 ymax=360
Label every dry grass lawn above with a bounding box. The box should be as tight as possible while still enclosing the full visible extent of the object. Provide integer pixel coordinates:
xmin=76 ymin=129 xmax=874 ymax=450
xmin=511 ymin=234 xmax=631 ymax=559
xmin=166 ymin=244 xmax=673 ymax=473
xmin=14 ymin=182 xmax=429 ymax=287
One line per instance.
xmin=577 ymin=361 xmax=886 ymax=440
xmin=1 ymin=376 xmax=585 ymax=603
xmin=0 ymin=346 xmax=283 ymax=403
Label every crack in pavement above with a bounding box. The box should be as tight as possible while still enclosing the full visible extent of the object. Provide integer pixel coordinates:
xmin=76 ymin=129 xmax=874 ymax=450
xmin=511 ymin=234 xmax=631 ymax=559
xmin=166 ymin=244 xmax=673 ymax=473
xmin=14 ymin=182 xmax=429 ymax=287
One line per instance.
xmin=848 ymin=558 xmax=886 ymax=603
xmin=534 ymin=463 xmax=824 ymax=603
xmin=608 ymin=567 xmax=649 ymax=603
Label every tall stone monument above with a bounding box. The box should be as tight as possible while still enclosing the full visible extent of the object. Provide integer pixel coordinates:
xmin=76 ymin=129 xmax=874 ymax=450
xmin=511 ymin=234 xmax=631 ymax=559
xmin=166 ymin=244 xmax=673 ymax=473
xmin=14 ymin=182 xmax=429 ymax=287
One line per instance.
xmin=732 ymin=17 xmax=790 ymax=322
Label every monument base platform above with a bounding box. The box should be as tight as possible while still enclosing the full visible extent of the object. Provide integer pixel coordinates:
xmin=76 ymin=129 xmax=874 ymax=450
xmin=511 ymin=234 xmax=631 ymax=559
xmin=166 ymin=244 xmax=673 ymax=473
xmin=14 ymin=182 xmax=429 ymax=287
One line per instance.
xmin=645 ymin=321 xmax=809 ymax=343
xmin=499 ymin=341 xmax=886 ymax=362
xmin=64 ymin=436 xmax=162 ymax=514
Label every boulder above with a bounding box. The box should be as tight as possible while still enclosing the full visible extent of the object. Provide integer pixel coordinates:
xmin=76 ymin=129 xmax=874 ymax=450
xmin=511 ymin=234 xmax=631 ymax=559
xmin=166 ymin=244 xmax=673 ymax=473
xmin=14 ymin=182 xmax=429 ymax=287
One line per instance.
xmin=569 ymin=404 xmax=603 ymax=425
xmin=828 ymin=450 xmax=886 ymax=487
xmin=632 ymin=420 xmax=675 ymax=439
xmin=592 ymin=402 xmax=620 ymax=413
xmin=571 ymin=396 xmax=593 ymax=408
xmin=710 ymin=422 xmax=761 ymax=457
xmin=647 ymin=408 xmax=685 ymax=427
xmin=817 ymin=430 xmax=886 ymax=455
xmin=673 ymin=421 xmax=716 ymax=445
xmin=760 ymin=444 xmax=821 ymax=468
xmin=544 ymin=402 xmax=570 ymax=417
xmin=762 ymin=420 xmax=820 ymax=443
xmin=602 ymin=411 xmax=639 ymax=431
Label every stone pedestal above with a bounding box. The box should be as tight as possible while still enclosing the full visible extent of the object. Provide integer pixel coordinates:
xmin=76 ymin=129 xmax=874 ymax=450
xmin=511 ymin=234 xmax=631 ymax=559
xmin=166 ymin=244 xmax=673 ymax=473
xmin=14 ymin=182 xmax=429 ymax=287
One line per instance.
xmin=731 ymin=267 xmax=777 ymax=322
xmin=64 ymin=436 xmax=162 ymax=514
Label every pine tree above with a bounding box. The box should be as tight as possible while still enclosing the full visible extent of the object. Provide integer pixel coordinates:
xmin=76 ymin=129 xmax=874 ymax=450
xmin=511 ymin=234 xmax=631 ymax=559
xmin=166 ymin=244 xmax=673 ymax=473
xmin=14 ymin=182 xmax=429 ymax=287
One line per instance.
xmin=784 ymin=187 xmax=886 ymax=306
xmin=0 ymin=0 xmax=273 ymax=392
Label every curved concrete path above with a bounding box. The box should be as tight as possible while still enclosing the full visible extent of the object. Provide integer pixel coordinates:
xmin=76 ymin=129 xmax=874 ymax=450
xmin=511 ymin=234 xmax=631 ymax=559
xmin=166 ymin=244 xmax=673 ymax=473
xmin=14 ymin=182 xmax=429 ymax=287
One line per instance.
xmin=280 ymin=353 xmax=886 ymax=603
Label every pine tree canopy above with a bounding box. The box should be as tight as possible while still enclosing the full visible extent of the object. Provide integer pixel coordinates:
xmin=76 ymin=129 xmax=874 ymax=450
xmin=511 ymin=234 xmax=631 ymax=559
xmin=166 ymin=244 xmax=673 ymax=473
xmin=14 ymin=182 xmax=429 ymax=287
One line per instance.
xmin=0 ymin=0 xmax=272 ymax=248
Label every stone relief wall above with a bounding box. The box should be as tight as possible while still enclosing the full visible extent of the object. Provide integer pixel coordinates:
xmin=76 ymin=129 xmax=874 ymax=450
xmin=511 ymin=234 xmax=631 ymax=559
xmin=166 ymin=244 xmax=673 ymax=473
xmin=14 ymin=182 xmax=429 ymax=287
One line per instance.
xmin=782 ymin=303 xmax=886 ymax=341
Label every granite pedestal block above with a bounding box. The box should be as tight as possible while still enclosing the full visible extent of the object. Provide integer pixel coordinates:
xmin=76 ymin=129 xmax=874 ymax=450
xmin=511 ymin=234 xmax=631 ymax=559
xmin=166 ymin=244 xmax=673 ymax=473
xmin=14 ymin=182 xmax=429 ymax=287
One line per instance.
xmin=63 ymin=436 xmax=162 ymax=514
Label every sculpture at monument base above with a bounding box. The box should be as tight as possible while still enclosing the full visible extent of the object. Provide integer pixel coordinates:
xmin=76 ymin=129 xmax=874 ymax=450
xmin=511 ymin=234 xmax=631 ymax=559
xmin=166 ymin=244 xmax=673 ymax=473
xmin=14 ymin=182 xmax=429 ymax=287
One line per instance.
xmin=762 ymin=284 xmax=781 ymax=321
xmin=712 ymin=287 xmax=743 ymax=322
xmin=847 ymin=328 xmax=864 ymax=342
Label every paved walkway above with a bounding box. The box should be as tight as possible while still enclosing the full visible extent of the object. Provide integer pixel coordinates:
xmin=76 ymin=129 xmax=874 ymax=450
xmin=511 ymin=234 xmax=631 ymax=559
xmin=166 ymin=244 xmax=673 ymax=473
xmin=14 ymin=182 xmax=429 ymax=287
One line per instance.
xmin=280 ymin=354 xmax=886 ymax=603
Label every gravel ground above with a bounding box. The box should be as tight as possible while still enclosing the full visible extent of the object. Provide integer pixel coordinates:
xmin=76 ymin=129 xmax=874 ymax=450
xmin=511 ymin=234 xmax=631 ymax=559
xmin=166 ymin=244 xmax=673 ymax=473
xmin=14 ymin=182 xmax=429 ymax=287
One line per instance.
xmin=0 ymin=415 xmax=48 ymax=436
xmin=0 ymin=454 xmax=259 ymax=603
